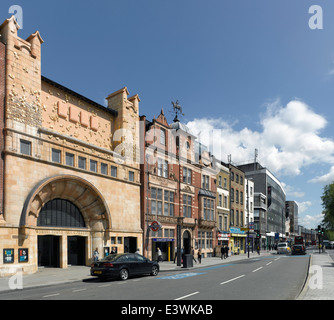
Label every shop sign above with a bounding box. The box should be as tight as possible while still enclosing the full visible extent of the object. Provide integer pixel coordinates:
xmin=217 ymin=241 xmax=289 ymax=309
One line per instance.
xmin=217 ymin=232 xmax=230 ymax=240
xmin=152 ymin=238 xmax=175 ymax=242
xmin=230 ymin=227 xmax=245 ymax=235
xmin=150 ymin=220 xmax=162 ymax=232
xmin=3 ymin=249 xmax=14 ymax=264
xmin=18 ymin=248 xmax=28 ymax=263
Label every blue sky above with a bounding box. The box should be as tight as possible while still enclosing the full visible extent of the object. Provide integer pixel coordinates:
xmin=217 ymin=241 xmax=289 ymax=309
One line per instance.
xmin=2 ymin=0 xmax=334 ymax=229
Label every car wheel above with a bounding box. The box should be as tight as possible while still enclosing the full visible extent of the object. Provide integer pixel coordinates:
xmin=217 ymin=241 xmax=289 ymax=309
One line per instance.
xmin=120 ymin=268 xmax=129 ymax=281
xmin=151 ymin=265 xmax=159 ymax=276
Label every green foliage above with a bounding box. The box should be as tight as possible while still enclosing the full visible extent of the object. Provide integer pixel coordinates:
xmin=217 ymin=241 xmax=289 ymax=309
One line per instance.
xmin=321 ymin=183 xmax=334 ymax=230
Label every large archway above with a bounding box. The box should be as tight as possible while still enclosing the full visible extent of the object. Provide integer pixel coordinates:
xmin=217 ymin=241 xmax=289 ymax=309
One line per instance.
xmin=20 ymin=175 xmax=112 ymax=234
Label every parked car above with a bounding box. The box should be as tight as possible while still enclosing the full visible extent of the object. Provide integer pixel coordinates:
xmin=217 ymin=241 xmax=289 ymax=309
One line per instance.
xmin=90 ymin=253 xmax=159 ymax=280
xmin=291 ymin=244 xmax=306 ymax=255
xmin=277 ymin=242 xmax=291 ymax=254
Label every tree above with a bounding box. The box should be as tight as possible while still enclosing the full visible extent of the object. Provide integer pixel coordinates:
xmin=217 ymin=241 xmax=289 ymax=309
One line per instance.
xmin=321 ymin=182 xmax=334 ymax=230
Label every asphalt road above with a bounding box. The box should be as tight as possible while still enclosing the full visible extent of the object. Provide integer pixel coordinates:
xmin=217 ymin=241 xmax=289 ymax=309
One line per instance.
xmin=0 ymin=253 xmax=310 ymax=301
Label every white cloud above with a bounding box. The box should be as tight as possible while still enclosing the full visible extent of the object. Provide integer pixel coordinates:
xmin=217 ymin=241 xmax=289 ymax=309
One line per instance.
xmin=186 ymin=99 xmax=334 ymax=179
xmin=309 ymin=165 xmax=334 ymax=185
xmin=299 ymin=213 xmax=323 ymax=229
xmin=296 ymin=201 xmax=312 ymax=214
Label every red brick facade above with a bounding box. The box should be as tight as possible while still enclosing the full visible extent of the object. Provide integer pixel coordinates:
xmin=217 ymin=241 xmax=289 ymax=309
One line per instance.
xmin=140 ymin=109 xmax=217 ymax=261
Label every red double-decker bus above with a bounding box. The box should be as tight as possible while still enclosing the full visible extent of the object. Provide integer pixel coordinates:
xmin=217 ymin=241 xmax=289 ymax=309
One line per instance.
xmin=294 ymin=236 xmax=304 ymax=245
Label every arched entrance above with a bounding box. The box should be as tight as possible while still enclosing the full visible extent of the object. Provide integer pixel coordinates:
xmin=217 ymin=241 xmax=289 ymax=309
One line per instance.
xmin=20 ymin=175 xmax=112 ymax=269
xmin=183 ymin=230 xmax=191 ymax=254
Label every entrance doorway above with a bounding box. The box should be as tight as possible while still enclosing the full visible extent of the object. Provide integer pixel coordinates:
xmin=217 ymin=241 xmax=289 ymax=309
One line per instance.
xmin=68 ymin=236 xmax=86 ymax=266
xmin=38 ymin=235 xmax=60 ymax=267
xmin=124 ymin=237 xmax=137 ymax=253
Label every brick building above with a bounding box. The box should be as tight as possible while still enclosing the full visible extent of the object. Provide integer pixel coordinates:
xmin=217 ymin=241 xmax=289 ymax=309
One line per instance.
xmin=140 ymin=109 xmax=217 ymax=261
xmin=0 ymin=16 xmax=142 ymax=276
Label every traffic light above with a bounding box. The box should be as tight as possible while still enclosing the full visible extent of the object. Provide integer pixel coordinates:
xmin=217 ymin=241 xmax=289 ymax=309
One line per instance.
xmin=318 ymin=225 xmax=321 ymax=235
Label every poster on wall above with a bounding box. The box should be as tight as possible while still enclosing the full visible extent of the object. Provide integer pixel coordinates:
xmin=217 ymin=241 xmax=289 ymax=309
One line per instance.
xmin=19 ymin=248 xmax=28 ymax=263
xmin=3 ymin=249 xmax=14 ymax=264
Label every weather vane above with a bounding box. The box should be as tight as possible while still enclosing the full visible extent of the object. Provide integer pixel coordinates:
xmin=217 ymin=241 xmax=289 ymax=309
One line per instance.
xmin=171 ymin=100 xmax=184 ymax=122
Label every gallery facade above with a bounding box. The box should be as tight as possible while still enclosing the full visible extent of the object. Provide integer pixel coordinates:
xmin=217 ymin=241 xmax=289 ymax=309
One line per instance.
xmin=0 ymin=17 xmax=142 ymax=276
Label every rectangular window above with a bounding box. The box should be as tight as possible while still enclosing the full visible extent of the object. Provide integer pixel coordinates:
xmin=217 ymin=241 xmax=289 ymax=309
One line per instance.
xmin=111 ymin=165 xmax=117 ymax=177
xmin=203 ymin=198 xmax=214 ymax=221
xmin=20 ymin=139 xmax=31 ymax=156
xmin=90 ymin=160 xmax=97 ymax=172
xmin=52 ymin=149 xmax=61 ymax=163
xmin=183 ymin=167 xmax=192 ymax=184
xmin=66 ymin=152 xmax=74 ymax=167
xmin=163 ymin=190 xmax=175 ymax=216
xmin=158 ymin=158 xmax=163 ymax=177
xmin=101 ymin=163 xmax=107 ymax=175
xmin=202 ymin=175 xmax=209 ymax=190
xmin=163 ymin=160 xmax=168 ymax=178
xmin=160 ymin=128 xmax=166 ymax=145
xmin=183 ymin=194 xmax=192 ymax=218
xmin=78 ymin=156 xmax=86 ymax=169
xmin=129 ymin=171 xmax=134 ymax=182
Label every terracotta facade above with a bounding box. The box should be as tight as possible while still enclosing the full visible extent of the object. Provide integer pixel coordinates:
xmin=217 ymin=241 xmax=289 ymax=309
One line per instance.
xmin=0 ymin=17 xmax=142 ymax=276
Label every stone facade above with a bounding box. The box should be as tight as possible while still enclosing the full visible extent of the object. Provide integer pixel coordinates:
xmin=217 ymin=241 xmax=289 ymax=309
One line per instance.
xmin=0 ymin=16 xmax=142 ymax=276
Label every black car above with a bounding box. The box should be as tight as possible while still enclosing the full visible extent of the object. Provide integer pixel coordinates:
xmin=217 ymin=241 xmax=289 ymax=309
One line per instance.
xmin=291 ymin=244 xmax=306 ymax=255
xmin=90 ymin=253 xmax=159 ymax=280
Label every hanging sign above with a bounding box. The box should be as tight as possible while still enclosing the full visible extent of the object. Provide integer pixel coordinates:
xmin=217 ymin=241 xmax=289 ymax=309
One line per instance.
xmin=150 ymin=221 xmax=162 ymax=232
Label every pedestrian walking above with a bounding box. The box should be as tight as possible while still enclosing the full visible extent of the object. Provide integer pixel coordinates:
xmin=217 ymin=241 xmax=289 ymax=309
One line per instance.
xmin=221 ymin=246 xmax=225 ymax=259
xmin=93 ymin=247 xmax=99 ymax=261
xmin=173 ymin=247 xmax=177 ymax=263
xmin=225 ymin=245 xmax=229 ymax=258
xmin=192 ymin=247 xmax=197 ymax=264
xmin=157 ymin=247 xmax=162 ymax=262
xmin=198 ymin=248 xmax=202 ymax=264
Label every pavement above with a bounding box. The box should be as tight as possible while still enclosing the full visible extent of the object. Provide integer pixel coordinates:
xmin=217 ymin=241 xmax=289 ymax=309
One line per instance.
xmin=0 ymin=249 xmax=333 ymax=299
xmin=298 ymin=249 xmax=334 ymax=300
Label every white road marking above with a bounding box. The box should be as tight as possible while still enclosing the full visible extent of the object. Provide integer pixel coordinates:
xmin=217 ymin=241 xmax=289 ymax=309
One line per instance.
xmin=252 ymin=267 xmax=263 ymax=273
xmin=175 ymin=291 xmax=199 ymax=300
xmin=72 ymin=288 xmax=87 ymax=293
xmin=220 ymin=274 xmax=245 ymax=285
xmin=266 ymin=261 xmax=273 ymax=266
xmin=42 ymin=293 xmax=60 ymax=298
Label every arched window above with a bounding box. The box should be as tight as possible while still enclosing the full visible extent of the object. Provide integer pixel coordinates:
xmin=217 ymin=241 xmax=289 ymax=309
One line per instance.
xmin=37 ymin=199 xmax=85 ymax=228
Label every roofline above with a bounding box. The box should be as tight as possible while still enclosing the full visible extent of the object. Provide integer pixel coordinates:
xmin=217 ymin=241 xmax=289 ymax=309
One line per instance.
xmin=41 ymin=76 xmax=118 ymax=117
